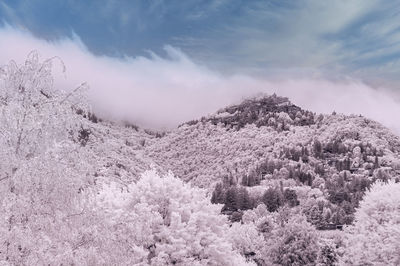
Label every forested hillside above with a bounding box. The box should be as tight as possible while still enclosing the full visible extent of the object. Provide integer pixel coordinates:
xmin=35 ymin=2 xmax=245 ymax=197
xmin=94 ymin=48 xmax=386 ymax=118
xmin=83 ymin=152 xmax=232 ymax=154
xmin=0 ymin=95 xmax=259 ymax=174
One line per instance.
xmin=1 ymin=55 xmax=399 ymax=265
xmin=146 ymin=92 xmax=400 ymax=227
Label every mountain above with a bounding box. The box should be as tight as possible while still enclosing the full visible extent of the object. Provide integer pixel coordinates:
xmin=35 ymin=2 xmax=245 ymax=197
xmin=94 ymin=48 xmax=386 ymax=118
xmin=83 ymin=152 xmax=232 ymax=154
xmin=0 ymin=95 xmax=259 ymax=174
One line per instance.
xmin=77 ymin=93 xmax=400 ymax=225
xmin=73 ymin=93 xmax=400 ymax=230
xmin=144 ymin=94 xmax=400 ymax=230
xmin=1 ymin=56 xmax=399 ymax=265
xmin=146 ymin=94 xmax=400 ymax=187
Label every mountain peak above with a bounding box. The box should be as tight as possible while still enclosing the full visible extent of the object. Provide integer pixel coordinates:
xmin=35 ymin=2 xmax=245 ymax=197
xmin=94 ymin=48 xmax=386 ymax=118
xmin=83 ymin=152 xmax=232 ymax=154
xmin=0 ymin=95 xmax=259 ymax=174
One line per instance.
xmin=202 ymin=94 xmax=315 ymax=130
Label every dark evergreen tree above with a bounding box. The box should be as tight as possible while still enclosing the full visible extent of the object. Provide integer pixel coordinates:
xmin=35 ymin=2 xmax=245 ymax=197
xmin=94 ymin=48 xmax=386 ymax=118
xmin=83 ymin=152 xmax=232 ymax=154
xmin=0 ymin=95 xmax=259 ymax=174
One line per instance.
xmin=283 ymin=189 xmax=299 ymax=207
xmin=222 ymin=173 xmax=236 ymax=187
xmin=211 ymin=183 xmax=225 ymax=204
xmin=374 ymin=155 xmax=379 ymax=169
xmin=241 ymin=175 xmax=248 ymax=186
xmin=344 ymin=158 xmax=351 ymax=171
xmin=240 ymin=187 xmax=254 ymax=210
xmin=313 ymin=140 xmax=323 ymax=158
xmin=328 ymin=189 xmax=350 ymax=205
xmin=299 ymin=172 xmax=313 ymax=186
xmin=262 ymin=187 xmax=284 ymax=212
xmin=222 ymin=186 xmax=239 ymax=212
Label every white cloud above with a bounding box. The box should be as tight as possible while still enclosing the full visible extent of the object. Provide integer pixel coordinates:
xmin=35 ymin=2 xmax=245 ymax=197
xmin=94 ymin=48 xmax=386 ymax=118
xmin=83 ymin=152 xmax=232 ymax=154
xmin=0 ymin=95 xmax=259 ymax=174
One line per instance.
xmin=0 ymin=26 xmax=261 ymax=128
xmin=0 ymin=26 xmax=399 ymax=135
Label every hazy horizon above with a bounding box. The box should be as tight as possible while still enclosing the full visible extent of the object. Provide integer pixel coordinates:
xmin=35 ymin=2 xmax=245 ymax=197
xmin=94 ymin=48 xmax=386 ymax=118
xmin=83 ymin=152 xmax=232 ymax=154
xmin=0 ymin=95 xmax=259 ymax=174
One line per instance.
xmin=1 ymin=1 xmax=400 ymax=133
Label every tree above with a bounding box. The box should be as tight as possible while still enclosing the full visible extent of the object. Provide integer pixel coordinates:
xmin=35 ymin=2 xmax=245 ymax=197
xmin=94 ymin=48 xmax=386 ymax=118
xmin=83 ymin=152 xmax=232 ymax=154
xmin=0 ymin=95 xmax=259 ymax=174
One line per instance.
xmin=114 ymin=170 xmax=253 ymax=265
xmin=223 ymin=186 xmax=239 ymax=212
xmin=211 ymin=182 xmax=225 ymax=204
xmin=238 ymin=187 xmax=254 ymax=210
xmin=264 ymin=214 xmax=319 ymax=266
xmin=342 ymin=181 xmax=400 ymax=266
xmin=262 ymin=188 xmax=283 ymax=212
xmin=0 ymin=53 xmax=101 ymax=265
xmin=322 ymin=207 xmax=332 ymax=225
xmin=283 ymin=189 xmax=299 ymax=207
xmin=228 ymin=223 xmax=264 ymax=263
xmin=313 ymin=140 xmax=323 ymax=158
xmin=307 ymin=205 xmax=324 ymax=229
xmin=234 ymin=205 xmax=323 ymax=266
xmin=318 ymin=242 xmax=338 ymax=266
xmin=0 ymin=52 xmax=88 ymax=165
xmin=373 ymin=155 xmax=379 ymax=169
xmin=242 ymin=173 xmax=260 ymax=187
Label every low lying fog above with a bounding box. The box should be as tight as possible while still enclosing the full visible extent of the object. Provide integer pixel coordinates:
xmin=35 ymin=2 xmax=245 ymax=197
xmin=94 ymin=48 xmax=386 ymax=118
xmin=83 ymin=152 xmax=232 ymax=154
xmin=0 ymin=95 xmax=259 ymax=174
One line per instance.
xmin=1 ymin=26 xmax=399 ymax=134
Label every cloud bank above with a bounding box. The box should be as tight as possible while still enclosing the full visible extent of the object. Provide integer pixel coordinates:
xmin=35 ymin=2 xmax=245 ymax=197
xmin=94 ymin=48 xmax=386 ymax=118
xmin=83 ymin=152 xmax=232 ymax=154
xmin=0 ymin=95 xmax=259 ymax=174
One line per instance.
xmin=0 ymin=26 xmax=399 ymax=134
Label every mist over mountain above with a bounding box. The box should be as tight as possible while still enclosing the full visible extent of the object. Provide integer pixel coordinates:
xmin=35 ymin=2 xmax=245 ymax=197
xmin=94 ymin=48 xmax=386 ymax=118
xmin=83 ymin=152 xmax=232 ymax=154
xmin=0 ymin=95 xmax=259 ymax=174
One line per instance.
xmin=1 ymin=55 xmax=400 ymax=265
xmin=2 ymin=27 xmax=400 ymax=133
xmin=2 ymin=1 xmax=400 ymax=264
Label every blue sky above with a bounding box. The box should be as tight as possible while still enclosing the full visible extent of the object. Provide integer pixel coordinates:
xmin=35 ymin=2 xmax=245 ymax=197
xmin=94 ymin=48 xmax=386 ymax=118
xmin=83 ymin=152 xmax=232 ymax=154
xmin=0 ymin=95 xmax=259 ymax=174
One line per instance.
xmin=1 ymin=0 xmax=400 ymax=85
xmin=1 ymin=1 xmax=400 ymax=131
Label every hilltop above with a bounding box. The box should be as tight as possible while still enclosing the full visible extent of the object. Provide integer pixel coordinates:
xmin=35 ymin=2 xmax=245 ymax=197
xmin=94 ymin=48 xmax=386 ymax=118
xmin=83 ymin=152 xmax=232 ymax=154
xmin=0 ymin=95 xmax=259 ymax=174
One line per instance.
xmin=145 ymin=94 xmax=400 ymax=231
xmin=147 ymin=94 xmax=400 ymax=187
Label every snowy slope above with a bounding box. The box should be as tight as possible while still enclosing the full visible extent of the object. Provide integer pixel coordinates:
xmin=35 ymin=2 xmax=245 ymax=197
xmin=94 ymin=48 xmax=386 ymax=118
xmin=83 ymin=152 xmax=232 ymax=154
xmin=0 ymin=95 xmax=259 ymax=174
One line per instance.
xmin=146 ymin=95 xmax=400 ymax=189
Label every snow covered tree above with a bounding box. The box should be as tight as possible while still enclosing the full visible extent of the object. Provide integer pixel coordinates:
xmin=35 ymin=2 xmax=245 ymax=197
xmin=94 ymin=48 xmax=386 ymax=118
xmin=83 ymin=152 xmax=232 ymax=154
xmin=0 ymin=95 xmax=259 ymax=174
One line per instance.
xmin=341 ymin=181 xmax=400 ymax=265
xmin=0 ymin=53 xmax=99 ymax=265
xmin=264 ymin=214 xmax=319 ymax=266
xmin=228 ymin=222 xmax=264 ymax=264
xmin=0 ymin=52 xmax=87 ymax=166
xmin=104 ymin=170 xmax=253 ymax=265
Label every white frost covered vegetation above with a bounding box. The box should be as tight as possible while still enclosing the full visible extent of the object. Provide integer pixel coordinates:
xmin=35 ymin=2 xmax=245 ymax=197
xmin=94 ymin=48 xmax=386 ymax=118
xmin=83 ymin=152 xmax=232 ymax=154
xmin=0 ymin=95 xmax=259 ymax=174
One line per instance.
xmin=341 ymin=181 xmax=400 ymax=265
xmin=97 ymin=170 xmax=253 ymax=265
xmin=1 ymin=54 xmax=400 ymax=265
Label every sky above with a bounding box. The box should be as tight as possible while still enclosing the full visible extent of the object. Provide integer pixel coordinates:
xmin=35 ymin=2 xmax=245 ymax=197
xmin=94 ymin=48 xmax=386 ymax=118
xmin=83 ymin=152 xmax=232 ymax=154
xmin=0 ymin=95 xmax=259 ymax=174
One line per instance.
xmin=0 ymin=0 xmax=400 ymax=131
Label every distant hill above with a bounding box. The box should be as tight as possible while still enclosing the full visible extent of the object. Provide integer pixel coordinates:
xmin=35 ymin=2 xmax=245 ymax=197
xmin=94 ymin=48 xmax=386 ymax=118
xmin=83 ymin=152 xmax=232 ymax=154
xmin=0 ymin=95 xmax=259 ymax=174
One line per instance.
xmin=147 ymin=94 xmax=400 ymax=187
xmin=145 ymin=94 xmax=400 ymax=227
